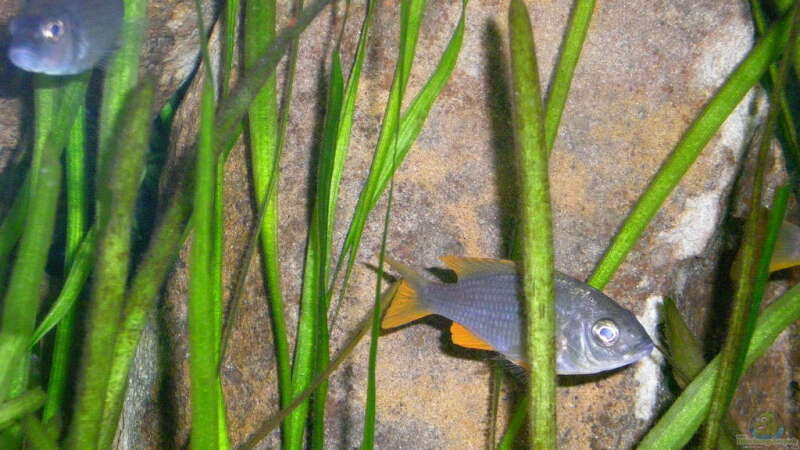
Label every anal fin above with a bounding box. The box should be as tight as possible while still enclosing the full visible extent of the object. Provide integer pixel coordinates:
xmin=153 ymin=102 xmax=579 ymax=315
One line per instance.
xmin=450 ymin=322 xmax=494 ymax=351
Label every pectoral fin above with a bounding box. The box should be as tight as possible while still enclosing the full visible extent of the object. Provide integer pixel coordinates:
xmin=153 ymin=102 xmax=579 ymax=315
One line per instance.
xmin=450 ymin=322 xmax=494 ymax=351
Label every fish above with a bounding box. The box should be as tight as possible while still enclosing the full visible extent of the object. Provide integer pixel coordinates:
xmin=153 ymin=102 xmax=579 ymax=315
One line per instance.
xmin=8 ymin=0 xmax=124 ymax=75
xmin=381 ymin=256 xmax=654 ymax=375
xmin=770 ymin=220 xmax=800 ymax=272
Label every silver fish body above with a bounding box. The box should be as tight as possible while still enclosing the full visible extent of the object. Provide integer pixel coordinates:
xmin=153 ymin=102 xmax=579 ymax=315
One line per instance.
xmin=384 ymin=257 xmax=654 ymax=375
xmin=8 ymin=0 xmax=123 ymax=75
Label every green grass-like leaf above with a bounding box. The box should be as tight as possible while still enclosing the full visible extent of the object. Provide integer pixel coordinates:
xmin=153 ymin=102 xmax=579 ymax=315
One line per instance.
xmin=95 ymin=0 xmax=147 ymax=176
xmin=362 ymin=181 xmax=395 ymax=450
xmin=742 ymin=185 xmax=789 ymax=362
xmin=242 ymin=0 xmax=293 ymax=445
xmin=362 ymin=3 xmax=394 ymax=445
xmin=222 ymin=0 xmax=240 ymax=95
xmin=287 ymin=44 xmax=346 ymax=450
xmin=508 ymin=1 xmax=557 ymax=447
xmin=43 ymin=99 xmax=89 ymax=425
xmin=187 ymin=3 xmax=228 ymax=445
xmin=188 ymin=79 xmax=227 ymax=448
xmin=749 ymin=0 xmax=800 ymax=204
xmin=497 ymin=396 xmax=528 ymax=450
xmin=308 ymin=51 xmax=345 ymax=450
xmin=100 ymin=178 xmax=192 ymax=447
xmin=30 ymin=228 xmax=96 ymax=346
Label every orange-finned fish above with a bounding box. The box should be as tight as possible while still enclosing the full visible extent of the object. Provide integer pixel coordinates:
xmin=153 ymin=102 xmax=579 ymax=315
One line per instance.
xmin=770 ymin=220 xmax=800 ymax=272
xmin=381 ymin=256 xmax=654 ymax=375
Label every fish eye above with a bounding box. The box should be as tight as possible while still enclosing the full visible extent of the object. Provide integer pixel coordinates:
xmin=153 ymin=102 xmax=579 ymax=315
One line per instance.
xmin=591 ymin=319 xmax=619 ymax=347
xmin=41 ymin=20 xmax=64 ymax=41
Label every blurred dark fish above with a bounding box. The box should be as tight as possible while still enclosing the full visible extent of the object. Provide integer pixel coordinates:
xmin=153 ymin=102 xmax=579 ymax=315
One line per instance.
xmin=770 ymin=220 xmax=800 ymax=272
xmin=382 ymin=256 xmax=654 ymax=375
xmin=8 ymin=0 xmax=123 ymax=75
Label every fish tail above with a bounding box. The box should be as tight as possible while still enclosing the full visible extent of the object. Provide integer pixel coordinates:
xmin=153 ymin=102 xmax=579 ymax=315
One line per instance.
xmin=381 ymin=256 xmax=433 ymax=329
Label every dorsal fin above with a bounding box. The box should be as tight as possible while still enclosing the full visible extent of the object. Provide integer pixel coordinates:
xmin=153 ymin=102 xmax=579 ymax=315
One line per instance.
xmin=439 ymin=256 xmax=517 ymax=279
xmin=450 ymin=322 xmax=494 ymax=351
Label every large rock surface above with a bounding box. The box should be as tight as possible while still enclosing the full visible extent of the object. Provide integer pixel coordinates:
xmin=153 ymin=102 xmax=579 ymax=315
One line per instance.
xmin=1 ymin=0 xmax=798 ymax=448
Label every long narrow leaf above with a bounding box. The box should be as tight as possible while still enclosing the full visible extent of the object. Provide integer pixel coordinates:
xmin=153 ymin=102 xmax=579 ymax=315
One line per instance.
xmin=663 ymin=297 xmax=739 ymax=449
xmin=497 ymin=397 xmax=528 ymax=450
xmin=243 ymin=0 xmax=291 ymax=441
xmin=95 ymin=0 xmax=147 ymax=177
xmin=508 ymin=0 xmax=557 ymax=447
xmin=187 ymin=2 xmax=227 ymax=444
xmin=289 ymin=48 xmax=346 ymax=450
xmin=30 ymin=228 xmax=97 ymax=346
xmin=44 ymin=99 xmax=89 ymax=424
xmin=361 ymin=180 xmax=395 ymax=449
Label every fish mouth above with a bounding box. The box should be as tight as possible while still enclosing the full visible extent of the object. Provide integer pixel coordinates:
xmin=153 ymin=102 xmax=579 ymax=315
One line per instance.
xmin=635 ymin=339 xmax=655 ymax=356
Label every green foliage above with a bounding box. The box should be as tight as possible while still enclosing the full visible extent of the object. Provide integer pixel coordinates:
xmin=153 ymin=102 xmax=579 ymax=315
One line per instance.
xmin=508 ymin=0 xmax=556 ymax=448
xmin=242 ymin=0 xmax=292 ymax=446
xmin=701 ymin=5 xmax=800 ymax=448
xmin=68 ymin=79 xmax=154 ymax=449
xmin=0 ymin=388 xmax=46 ymax=428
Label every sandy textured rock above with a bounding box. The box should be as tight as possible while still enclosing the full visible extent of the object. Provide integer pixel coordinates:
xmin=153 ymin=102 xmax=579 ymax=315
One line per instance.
xmin=1 ymin=0 xmax=798 ymax=447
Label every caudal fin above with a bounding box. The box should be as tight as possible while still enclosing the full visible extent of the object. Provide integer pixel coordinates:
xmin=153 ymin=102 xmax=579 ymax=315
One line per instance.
xmin=381 ymin=257 xmax=432 ymax=329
